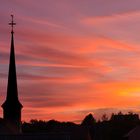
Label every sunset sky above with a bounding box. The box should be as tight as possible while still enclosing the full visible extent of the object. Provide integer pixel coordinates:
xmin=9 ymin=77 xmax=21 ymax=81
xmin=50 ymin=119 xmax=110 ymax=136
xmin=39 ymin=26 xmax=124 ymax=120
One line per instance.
xmin=0 ymin=0 xmax=140 ymax=123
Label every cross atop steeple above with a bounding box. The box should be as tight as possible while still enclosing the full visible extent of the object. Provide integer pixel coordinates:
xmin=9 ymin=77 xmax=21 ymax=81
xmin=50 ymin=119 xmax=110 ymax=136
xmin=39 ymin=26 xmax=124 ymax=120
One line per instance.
xmin=9 ymin=15 xmax=16 ymax=33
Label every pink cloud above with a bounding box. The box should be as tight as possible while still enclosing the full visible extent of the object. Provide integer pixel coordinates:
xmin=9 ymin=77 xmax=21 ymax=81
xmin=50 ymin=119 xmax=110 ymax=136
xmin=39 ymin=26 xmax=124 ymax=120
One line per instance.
xmin=0 ymin=0 xmax=140 ymax=122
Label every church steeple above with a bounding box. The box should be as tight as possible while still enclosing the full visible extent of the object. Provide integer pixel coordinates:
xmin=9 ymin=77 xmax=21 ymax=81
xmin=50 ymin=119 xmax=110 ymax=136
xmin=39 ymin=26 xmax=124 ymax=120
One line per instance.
xmin=1 ymin=15 xmax=23 ymax=134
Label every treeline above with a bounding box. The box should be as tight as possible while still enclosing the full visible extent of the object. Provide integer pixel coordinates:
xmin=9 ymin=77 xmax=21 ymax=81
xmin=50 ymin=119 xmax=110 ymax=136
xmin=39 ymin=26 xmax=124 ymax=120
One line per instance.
xmin=22 ymin=112 xmax=140 ymax=140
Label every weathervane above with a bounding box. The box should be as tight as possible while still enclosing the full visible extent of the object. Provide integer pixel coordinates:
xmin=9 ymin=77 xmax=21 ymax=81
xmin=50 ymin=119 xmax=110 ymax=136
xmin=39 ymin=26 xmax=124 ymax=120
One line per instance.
xmin=9 ymin=15 xmax=16 ymax=33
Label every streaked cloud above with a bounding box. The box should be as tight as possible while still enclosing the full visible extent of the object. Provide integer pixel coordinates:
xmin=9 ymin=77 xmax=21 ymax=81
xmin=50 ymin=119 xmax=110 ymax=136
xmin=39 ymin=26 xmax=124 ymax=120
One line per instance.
xmin=0 ymin=0 xmax=139 ymax=122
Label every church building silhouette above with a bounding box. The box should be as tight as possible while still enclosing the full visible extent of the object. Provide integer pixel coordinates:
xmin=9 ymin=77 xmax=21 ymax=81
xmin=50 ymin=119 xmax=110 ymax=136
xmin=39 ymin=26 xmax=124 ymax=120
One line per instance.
xmin=1 ymin=15 xmax=23 ymax=134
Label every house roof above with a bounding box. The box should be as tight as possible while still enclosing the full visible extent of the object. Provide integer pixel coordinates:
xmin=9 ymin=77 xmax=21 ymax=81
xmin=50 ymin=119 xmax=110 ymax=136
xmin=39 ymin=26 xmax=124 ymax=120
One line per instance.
xmin=125 ymin=125 xmax=140 ymax=137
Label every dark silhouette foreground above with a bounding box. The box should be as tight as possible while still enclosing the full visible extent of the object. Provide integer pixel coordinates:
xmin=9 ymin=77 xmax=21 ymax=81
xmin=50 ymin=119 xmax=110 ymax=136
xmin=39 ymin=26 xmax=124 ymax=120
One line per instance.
xmin=20 ymin=112 xmax=140 ymax=140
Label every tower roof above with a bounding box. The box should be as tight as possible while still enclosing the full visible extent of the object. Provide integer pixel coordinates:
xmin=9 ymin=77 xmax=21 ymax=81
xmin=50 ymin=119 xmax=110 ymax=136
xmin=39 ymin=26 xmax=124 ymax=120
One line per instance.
xmin=2 ymin=15 xmax=22 ymax=108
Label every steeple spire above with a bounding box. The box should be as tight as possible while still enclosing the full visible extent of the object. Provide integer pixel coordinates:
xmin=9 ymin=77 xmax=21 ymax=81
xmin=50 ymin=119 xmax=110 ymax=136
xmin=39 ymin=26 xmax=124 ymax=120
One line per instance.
xmin=1 ymin=15 xmax=23 ymax=134
xmin=6 ymin=15 xmax=18 ymax=101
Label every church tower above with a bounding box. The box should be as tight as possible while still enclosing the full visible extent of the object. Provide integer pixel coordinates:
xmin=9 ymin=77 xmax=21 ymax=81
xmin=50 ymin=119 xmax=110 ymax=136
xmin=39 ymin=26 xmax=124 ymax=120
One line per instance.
xmin=1 ymin=15 xmax=23 ymax=134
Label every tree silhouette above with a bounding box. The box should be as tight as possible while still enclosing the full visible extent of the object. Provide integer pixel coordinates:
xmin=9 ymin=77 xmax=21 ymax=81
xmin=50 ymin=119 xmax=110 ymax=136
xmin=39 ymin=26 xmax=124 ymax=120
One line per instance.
xmin=81 ymin=113 xmax=96 ymax=126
